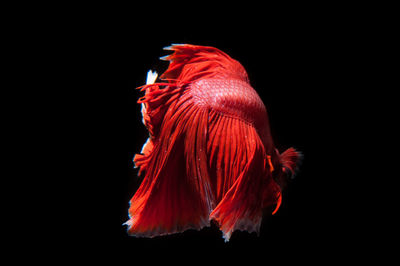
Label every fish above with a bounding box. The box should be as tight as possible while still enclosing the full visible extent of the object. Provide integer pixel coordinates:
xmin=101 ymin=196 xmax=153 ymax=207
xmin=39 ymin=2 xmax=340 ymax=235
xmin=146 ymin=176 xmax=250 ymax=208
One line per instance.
xmin=125 ymin=44 xmax=301 ymax=241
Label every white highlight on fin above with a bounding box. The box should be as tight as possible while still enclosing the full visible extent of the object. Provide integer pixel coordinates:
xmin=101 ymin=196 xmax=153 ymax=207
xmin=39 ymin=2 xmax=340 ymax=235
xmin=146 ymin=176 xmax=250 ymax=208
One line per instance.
xmin=146 ymin=70 xmax=158 ymax=85
xmin=141 ymin=137 xmax=151 ymax=154
xmin=141 ymin=102 xmax=147 ymax=126
xmin=163 ymin=43 xmax=185 ymax=50
xmin=123 ymin=220 xmax=132 ymax=227
xmin=159 ymin=55 xmax=170 ymax=61
xmin=141 ymin=70 xmax=157 ymax=128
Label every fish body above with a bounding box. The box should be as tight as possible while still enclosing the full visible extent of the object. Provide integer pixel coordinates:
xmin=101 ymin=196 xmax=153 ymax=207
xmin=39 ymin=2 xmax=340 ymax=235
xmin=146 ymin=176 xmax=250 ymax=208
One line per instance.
xmin=126 ymin=44 xmax=301 ymax=241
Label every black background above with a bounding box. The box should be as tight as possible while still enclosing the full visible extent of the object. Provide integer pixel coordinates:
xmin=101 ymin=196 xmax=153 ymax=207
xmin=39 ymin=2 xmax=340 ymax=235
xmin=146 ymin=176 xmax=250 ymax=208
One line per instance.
xmin=71 ymin=9 xmax=371 ymax=262
xmin=12 ymin=3 xmax=388 ymax=263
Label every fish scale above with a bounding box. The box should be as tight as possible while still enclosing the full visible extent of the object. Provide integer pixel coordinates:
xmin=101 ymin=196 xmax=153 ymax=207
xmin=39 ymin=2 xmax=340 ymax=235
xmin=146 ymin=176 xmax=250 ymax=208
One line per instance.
xmin=190 ymin=78 xmax=267 ymax=126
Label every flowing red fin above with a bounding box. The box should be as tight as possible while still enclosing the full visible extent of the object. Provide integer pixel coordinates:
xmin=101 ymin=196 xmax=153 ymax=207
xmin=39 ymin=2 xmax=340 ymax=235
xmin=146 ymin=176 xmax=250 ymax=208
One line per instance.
xmin=207 ymin=113 xmax=280 ymax=241
xmin=280 ymin=147 xmax=303 ymax=178
xmin=127 ymin=97 xmax=215 ymax=237
xmin=133 ymin=44 xmax=248 ymax=176
xmin=159 ymin=44 xmax=250 ymax=84
xmin=133 ymin=81 xmax=183 ymax=176
xmin=133 ymin=138 xmax=154 ymax=176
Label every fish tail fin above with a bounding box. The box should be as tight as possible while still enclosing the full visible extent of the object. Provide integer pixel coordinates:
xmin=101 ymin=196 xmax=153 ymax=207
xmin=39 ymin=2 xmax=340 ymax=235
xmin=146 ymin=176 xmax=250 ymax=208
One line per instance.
xmin=208 ymin=114 xmax=280 ymax=241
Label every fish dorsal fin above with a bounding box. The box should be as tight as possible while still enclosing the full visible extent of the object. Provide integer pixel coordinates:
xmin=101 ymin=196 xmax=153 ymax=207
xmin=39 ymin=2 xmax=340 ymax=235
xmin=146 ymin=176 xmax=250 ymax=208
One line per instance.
xmin=160 ymin=44 xmax=250 ymax=84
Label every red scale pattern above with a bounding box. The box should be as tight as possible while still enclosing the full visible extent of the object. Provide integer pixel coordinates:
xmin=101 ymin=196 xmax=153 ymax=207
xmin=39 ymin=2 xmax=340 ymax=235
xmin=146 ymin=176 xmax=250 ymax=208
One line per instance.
xmin=191 ymin=78 xmax=267 ymax=126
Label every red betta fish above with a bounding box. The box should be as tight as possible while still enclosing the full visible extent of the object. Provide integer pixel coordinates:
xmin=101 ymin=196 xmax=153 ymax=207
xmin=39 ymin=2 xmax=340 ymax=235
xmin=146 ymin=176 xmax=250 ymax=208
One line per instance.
xmin=125 ymin=44 xmax=301 ymax=241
